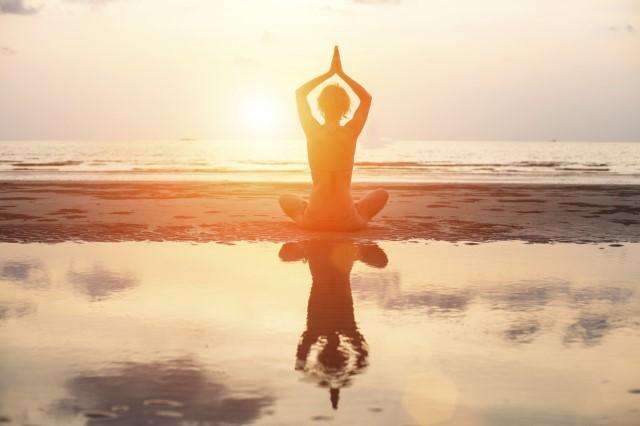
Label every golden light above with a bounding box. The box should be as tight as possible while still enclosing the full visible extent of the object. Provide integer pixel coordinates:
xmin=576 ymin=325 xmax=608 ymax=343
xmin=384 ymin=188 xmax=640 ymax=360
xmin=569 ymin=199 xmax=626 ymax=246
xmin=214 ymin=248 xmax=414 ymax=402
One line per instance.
xmin=243 ymin=97 xmax=279 ymax=131
xmin=403 ymin=369 xmax=460 ymax=425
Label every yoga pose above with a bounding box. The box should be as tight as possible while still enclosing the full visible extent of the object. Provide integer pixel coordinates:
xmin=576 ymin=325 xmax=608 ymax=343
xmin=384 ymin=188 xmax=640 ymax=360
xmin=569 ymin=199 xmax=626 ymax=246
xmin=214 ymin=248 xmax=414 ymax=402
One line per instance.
xmin=279 ymin=46 xmax=388 ymax=231
xmin=279 ymin=239 xmax=388 ymax=409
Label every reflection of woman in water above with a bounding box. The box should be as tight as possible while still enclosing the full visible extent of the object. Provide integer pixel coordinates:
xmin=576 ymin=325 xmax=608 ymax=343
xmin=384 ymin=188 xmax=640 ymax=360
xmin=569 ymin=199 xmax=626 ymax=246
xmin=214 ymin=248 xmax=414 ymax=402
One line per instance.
xmin=279 ymin=239 xmax=388 ymax=409
xmin=279 ymin=47 xmax=389 ymax=231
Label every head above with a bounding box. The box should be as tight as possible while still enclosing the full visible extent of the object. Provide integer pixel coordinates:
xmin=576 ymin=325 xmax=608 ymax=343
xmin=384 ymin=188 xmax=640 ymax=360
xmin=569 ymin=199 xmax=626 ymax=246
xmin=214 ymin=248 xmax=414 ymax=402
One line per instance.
xmin=317 ymin=84 xmax=350 ymax=123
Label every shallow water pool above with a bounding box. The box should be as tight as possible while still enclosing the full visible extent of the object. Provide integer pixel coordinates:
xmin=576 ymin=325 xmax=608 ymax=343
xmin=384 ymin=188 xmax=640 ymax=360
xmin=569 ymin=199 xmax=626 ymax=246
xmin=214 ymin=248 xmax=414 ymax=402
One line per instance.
xmin=1 ymin=241 xmax=639 ymax=425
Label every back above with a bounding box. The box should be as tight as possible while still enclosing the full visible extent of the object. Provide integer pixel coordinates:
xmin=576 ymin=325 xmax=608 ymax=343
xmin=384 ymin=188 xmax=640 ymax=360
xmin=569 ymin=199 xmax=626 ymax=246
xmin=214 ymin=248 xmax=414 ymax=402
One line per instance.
xmin=307 ymin=124 xmax=357 ymax=178
xmin=286 ymin=47 xmax=380 ymax=229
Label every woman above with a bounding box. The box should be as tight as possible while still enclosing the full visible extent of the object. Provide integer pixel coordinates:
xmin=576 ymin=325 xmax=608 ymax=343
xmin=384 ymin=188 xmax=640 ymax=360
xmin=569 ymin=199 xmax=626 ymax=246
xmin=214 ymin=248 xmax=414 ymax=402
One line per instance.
xmin=279 ymin=239 xmax=388 ymax=409
xmin=279 ymin=46 xmax=388 ymax=231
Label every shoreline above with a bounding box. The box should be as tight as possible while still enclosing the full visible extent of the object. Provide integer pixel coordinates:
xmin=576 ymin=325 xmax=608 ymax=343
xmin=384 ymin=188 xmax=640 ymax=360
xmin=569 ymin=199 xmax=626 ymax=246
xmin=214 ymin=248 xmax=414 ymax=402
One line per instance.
xmin=0 ymin=180 xmax=639 ymax=244
xmin=3 ymin=177 xmax=640 ymax=186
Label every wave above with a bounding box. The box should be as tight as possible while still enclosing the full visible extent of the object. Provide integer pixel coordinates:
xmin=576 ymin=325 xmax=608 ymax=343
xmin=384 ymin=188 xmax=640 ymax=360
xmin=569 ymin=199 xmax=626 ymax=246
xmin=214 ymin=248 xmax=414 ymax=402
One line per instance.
xmin=11 ymin=160 xmax=83 ymax=167
xmin=5 ymin=161 xmax=615 ymax=173
xmin=0 ymin=140 xmax=635 ymax=184
xmin=556 ymin=167 xmax=610 ymax=172
xmin=130 ymin=167 xmax=305 ymax=174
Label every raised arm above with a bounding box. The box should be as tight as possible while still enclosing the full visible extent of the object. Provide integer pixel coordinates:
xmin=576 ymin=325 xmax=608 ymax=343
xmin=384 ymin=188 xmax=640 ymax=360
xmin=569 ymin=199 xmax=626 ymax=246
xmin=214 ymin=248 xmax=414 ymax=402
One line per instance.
xmin=296 ymin=47 xmax=346 ymax=133
xmin=296 ymin=71 xmax=332 ymax=133
xmin=338 ymin=69 xmax=372 ymax=136
xmin=329 ymin=46 xmax=372 ymax=135
xmin=296 ymin=46 xmax=372 ymax=135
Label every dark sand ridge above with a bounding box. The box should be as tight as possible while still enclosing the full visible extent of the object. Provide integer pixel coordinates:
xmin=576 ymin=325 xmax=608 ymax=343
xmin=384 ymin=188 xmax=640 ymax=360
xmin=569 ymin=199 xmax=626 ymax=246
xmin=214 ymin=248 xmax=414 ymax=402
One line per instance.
xmin=0 ymin=181 xmax=638 ymax=244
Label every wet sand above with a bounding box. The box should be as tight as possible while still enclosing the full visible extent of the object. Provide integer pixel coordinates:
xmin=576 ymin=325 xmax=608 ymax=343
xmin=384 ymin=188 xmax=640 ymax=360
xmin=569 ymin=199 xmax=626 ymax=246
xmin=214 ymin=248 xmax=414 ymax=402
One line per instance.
xmin=0 ymin=181 xmax=638 ymax=243
xmin=1 ymin=182 xmax=639 ymax=425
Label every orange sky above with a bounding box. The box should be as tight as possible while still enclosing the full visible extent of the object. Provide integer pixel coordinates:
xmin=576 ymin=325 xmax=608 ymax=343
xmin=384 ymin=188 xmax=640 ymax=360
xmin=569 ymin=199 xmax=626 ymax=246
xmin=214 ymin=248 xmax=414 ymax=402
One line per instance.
xmin=0 ymin=0 xmax=639 ymax=141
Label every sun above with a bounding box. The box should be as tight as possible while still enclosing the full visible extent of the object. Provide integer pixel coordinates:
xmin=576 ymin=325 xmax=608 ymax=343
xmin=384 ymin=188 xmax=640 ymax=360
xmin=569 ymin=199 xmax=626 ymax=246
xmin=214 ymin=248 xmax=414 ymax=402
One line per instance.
xmin=243 ymin=97 xmax=278 ymax=131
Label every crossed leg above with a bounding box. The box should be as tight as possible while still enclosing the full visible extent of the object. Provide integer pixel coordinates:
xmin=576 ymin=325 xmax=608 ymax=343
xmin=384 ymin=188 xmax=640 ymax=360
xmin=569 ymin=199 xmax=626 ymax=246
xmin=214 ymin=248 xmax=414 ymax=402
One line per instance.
xmin=279 ymin=195 xmax=307 ymax=224
xmin=355 ymin=188 xmax=389 ymax=221
xmin=280 ymin=189 xmax=388 ymax=227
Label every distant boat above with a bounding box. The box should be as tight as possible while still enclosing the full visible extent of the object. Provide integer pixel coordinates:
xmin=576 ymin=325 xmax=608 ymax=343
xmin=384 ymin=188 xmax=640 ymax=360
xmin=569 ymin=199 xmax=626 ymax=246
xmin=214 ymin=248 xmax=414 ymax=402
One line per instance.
xmin=180 ymin=138 xmax=196 ymax=142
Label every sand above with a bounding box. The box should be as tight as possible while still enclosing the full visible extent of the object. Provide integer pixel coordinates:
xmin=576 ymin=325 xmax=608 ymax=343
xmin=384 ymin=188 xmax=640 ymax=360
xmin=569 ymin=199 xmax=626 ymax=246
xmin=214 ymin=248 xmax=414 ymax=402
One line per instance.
xmin=0 ymin=180 xmax=638 ymax=243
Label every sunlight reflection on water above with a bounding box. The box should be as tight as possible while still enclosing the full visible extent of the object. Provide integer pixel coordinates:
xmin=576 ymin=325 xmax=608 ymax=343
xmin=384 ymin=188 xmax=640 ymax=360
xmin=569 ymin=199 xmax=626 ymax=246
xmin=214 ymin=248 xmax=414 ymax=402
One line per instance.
xmin=0 ymin=241 xmax=639 ymax=425
xmin=1 ymin=140 xmax=639 ymax=184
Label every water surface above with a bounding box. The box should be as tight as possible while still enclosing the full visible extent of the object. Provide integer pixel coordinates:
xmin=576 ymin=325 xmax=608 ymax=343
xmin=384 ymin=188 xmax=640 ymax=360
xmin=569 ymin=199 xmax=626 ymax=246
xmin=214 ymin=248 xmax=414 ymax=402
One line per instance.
xmin=1 ymin=140 xmax=639 ymax=184
xmin=1 ymin=241 xmax=639 ymax=425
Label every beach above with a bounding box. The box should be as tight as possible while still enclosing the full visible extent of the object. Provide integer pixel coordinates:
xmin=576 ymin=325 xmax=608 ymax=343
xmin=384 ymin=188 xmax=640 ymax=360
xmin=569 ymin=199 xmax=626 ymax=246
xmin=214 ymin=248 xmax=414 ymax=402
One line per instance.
xmin=3 ymin=0 xmax=640 ymax=422
xmin=1 ymin=169 xmax=640 ymax=425
xmin=1 ymin=141 xmax=640 ymax=425
xmin=0 ymin=180 xmax=638 ymax=244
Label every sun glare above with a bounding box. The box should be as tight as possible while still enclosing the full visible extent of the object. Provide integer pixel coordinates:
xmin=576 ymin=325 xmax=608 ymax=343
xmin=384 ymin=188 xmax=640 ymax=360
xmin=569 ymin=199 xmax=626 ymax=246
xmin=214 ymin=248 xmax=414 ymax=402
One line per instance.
xmin=244 ymin=98 xmax=278 ymax=131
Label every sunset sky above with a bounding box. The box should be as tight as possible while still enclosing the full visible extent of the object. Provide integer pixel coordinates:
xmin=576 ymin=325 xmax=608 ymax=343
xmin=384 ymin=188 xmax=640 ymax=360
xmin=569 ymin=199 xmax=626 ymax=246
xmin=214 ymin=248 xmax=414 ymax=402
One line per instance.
xmin=1 ymin=0 xmax=639 ymax=141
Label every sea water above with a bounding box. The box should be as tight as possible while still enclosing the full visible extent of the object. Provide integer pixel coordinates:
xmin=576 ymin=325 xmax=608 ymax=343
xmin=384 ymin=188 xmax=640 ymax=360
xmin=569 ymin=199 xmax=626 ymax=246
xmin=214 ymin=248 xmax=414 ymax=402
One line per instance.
xmin=1 ymin=140 xmax=639 ymax=184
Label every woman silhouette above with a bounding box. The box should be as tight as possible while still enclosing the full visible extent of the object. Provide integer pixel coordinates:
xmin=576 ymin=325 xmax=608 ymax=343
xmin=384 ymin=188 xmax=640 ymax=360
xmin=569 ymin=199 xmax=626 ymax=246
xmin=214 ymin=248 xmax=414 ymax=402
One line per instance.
xmin=279 ymin=46 xmax=389 ymax=231
xmin=279 ymin=239 xmax=388 ymax=409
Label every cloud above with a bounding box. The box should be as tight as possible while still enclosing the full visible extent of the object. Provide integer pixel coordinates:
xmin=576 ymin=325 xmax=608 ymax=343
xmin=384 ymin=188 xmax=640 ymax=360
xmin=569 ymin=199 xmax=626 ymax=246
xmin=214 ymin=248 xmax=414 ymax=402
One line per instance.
xmin=608 ymin=23 xmax=635 ymax=33
xmin=0 ymin=46 xmax=17 ymax=56
xmin=352 ymin=276 xmax=638 ymax=347
xmin=563 ymin=314 xmax=613 ymax=347
xmin=0 ymin=260 xmax=50 ymax=288
xmin=0 ymin=0 xmax=38 ymax=14
xmin=503 ymin=320 xmax=541 ymax=344
xmin=0 ymin=301 xmax=34 ymax=321
xmin=0 ymin=0 xmax=119 ymax=15
xmin=53 ymin=358 xmax=275 ymax=425
xmin=67 ymin=265 xmax=138 ymax=301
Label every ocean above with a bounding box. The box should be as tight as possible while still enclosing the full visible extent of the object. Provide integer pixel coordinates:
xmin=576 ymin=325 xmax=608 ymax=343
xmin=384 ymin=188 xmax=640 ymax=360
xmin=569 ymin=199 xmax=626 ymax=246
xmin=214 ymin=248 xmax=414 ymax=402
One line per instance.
xmin=1 ymin=140 xmax=638 ymax=184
